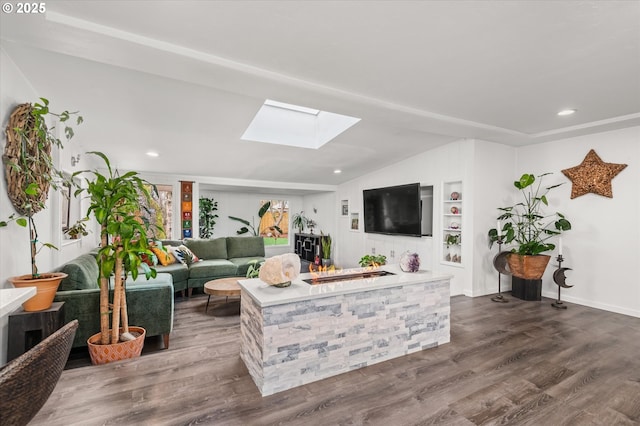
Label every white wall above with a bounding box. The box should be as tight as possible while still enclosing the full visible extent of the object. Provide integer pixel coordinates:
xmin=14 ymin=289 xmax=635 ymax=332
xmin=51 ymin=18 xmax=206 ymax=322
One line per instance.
xmin=471 ymin=140 xmax=517 ymax=296
xmin=515 ymin=127 xmax=639 ymax=317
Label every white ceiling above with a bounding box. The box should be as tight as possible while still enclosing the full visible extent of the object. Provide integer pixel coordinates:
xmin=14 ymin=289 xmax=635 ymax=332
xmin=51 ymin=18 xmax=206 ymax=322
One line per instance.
xmin=1 ymin=1 xmax=639 ymax=189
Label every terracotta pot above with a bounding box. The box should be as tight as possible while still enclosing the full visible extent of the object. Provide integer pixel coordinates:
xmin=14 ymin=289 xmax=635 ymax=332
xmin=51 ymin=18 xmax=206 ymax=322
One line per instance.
xmin=507 ymin=254 xmax=551 ymax=280
xmin=9 ymin=272 xmax=67 ymax=311
xmin=87 ymin=326 xmax=146 ymax=365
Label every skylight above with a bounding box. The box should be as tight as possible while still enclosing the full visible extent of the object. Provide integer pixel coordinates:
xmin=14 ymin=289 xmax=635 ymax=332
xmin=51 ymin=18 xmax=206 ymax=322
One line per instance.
xmin=241 ymin=99 xmax=360 ymax=149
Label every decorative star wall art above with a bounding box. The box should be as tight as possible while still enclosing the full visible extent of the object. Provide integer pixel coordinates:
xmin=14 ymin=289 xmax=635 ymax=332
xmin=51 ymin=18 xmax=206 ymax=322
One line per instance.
xmin=561 ymin=149 xmax=627 ymax=199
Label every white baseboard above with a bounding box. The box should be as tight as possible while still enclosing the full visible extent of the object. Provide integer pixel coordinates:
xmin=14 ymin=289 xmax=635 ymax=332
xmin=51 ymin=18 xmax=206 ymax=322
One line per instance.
xmin=541 ymin=290 xmax=640 ymax=318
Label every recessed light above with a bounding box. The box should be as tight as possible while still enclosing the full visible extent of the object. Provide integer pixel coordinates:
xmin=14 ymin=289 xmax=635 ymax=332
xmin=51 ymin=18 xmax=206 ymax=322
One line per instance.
xmin=146 ymin=151 xmax=159 ymax=157
xmin=334 ymin=169 xmax=342 ymax=174
xmin=557 ymin=109 xmax=576 ymax=116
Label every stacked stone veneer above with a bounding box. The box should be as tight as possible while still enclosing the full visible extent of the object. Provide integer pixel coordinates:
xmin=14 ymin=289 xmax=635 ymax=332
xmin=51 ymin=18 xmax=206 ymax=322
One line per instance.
xmin=240 ymin=279 xmax=450 ymax=396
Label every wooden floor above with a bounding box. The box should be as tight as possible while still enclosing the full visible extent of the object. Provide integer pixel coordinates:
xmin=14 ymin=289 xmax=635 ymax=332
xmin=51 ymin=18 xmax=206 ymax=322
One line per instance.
xmin=31 ymin=293 xmax=640 ymax=425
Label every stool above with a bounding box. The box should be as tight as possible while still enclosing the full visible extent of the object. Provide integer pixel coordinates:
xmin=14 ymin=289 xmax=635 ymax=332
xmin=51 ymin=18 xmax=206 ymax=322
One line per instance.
xmin=8 ymin=302 xmax=65 ymax=362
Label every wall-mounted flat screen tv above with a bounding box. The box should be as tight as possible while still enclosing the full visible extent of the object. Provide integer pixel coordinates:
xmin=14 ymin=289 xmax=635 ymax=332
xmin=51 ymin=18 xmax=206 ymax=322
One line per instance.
xmin=363 ymin=183 xmax=422 ymax=237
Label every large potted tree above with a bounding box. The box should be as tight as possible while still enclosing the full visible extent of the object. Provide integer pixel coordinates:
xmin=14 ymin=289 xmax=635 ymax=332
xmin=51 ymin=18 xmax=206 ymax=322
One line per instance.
xmin=488 ymin=173 xmax=571 ymax=279
xmin=4 ymin=98 xmax=83 ymax=311
xmin=80 ymin=152 xmax=158 ymax=364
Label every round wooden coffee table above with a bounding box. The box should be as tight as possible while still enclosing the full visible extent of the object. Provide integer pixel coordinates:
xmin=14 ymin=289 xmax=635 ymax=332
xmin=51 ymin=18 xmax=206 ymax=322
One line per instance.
xmin=203 ymin=277 xmax=242 ymax=313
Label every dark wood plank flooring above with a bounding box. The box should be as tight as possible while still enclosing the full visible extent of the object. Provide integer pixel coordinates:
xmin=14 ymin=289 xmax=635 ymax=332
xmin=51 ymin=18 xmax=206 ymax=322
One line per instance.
xmin=31 ymin=293 xmax=640 ymax=425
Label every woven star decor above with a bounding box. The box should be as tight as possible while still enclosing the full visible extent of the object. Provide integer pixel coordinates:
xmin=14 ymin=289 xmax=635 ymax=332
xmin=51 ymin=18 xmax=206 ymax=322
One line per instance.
xmin=561 ymin=149 xmax=627 ymax=199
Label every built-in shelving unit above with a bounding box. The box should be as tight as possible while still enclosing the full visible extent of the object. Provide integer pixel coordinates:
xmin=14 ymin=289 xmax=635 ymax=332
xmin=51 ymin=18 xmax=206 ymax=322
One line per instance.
xmin=442 ymin=180 xmax=463 ymax=267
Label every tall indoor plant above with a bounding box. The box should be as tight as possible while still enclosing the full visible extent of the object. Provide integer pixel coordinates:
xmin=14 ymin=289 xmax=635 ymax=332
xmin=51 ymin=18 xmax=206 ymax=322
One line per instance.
xmin=488 ymin=173 xmax=571 ymax=279
xmin=199 ymin=196 xmax=218 ymax=238
xmin=4 ymin=98 xmax=83 ymax=311
xmin=81 ymin=152 xmax=157 ymax=360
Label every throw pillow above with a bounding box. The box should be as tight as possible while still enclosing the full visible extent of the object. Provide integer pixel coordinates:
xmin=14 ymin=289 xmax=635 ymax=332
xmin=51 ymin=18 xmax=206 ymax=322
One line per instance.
xmin=171 ymin=244 xmax=199 ymax=265
xmin=151 ymin=246 xmax=176 ymax=266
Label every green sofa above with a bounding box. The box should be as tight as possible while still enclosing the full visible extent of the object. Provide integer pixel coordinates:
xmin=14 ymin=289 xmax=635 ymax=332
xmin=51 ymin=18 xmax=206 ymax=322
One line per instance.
xmin=53 ymin=253 xmax=174 ymax=349
xmin=155 ymin=236 xmax=266 ymax=295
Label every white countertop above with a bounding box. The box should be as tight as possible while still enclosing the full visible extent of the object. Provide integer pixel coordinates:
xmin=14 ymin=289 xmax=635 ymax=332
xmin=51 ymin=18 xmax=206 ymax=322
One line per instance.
xmin=238 ymin=265 xmax=451 ymax=307
xmin=0 ymin=287 xmax=36 ymax=317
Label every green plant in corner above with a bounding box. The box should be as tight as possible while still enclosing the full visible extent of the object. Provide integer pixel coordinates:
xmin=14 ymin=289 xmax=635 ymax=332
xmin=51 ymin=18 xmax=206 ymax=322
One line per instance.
xmin=358 ymin=254 xmax=387 ymax=267
xmin=488 ymin=173 xmax=571 ymax=255
xmin=80 ymin=151 xmax=159 ymax=346
xmin=199 ymin=196 xmax=219 ymax=238
xmin=292 ymin=211 xmax=308 ymax=234
xmin=321 ymin=233 xmax=332 ymax=259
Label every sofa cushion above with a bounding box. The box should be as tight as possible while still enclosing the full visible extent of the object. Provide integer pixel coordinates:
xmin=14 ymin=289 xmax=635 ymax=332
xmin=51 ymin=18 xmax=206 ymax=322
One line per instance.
xmin=152 ymin=262 xmax=189 ymax=283
xmin=227 ymin=236 xmax=265 ymax=259
xmin=57 ymin=253 xmax=99 ymax=291
xmin=188 ymin=259 xmax=237 ymax=279
xmin=151 ymin=246 xmax=177 ymax=266
xmin=184 ymin=238 xmax=227 ymax=260
xmin=158 ymin=239 xmax=184 ymax=248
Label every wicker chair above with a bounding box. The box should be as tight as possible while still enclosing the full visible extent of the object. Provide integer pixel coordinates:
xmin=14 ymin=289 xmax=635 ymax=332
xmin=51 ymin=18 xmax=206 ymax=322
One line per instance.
xmin=0 ymin=319 xmax=78 ymax=426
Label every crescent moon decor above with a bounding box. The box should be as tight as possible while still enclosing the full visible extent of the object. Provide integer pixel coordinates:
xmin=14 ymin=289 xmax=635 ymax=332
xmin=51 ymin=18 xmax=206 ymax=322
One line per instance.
xmin=490 ymin=238 xmax=509 ymax=303
xmin=553 ymin=267 xmax=573 ymax=289
xmin=551 ymin=254 xmax=574 ymax=309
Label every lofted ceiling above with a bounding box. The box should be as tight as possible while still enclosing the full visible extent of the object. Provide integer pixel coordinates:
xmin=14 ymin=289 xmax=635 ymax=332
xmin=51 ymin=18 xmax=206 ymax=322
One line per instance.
xmin=1 ymin=1 xmax=639 ymax=189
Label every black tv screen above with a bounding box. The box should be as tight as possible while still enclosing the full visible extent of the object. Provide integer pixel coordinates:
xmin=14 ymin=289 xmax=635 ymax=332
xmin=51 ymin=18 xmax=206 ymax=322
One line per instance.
xmin=363 ymin=183 xmax=422 ymax=237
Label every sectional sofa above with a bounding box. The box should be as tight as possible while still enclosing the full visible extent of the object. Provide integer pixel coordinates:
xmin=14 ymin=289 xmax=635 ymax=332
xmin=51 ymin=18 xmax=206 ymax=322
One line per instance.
xmin=51 ymin=236 xmax=265 ymax=348
xmin=155 ymin=236 xmax=266 ymax=296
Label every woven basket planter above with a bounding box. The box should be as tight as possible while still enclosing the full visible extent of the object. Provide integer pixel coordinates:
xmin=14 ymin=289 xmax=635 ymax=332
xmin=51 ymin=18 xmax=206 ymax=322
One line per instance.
xmin=9 ymin=272 xmax=67 ymax=311
xmin=87 ymin=327 xmax=146 ymax=365
xmin=507 ymin=254 xmax=551 ymax=280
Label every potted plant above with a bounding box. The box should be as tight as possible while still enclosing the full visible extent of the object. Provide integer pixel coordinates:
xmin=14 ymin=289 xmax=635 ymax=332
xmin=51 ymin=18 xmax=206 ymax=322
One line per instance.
xmin=292 ymin=211 xmax=308 ymax=234
xmin=80 ymin=152 xmax=158 ymax=364
xmin=321 ymin=233 xmax=332 ymax=266
xmin=358 ymin=254 xmax=387 ymax=267
xmin=4 ymin=98 xmax=83 ymax=311
xmin=199 ymin=196 xmax=218 ymax=238
xmin=65 ymin=218 xmax=90 ymax=239
xmin=488 ymin=173 xmax=571 ymax=279
xmin=229 ymin=201 xmax=281 ymax=236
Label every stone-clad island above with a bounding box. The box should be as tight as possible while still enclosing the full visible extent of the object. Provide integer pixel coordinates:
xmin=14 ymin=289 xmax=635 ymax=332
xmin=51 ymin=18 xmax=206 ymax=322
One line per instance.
xmin=238 ymin=265 xmax=451 ymax=396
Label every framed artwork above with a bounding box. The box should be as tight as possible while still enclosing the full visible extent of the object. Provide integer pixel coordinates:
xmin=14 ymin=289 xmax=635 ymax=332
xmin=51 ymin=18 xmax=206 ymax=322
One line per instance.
xmin=350 ymin=212 xmax=359 ymax=231
xmin=341 ymin=199 xmax=349 ymax=216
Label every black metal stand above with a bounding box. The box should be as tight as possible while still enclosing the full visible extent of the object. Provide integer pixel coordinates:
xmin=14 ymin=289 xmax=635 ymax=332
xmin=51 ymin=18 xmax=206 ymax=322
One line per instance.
xmin=491 ymin=238 xmax=509 ymax=303
xmin=552 ymin=254 xmax=572 ymax=309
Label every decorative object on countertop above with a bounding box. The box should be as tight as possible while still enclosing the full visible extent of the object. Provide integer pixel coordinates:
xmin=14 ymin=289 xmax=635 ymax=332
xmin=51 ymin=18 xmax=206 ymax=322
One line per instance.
xmin=488 ymin=173 xmax=572 ymax=280
xmin=358 ymin=254 xmax=387 ymax=267
xmin=4 ymin=98 xmax=82 ymax=311
xmin=258 ymin=253 xmax=301 ymax=287
xmin=399 ymin=251 xmax=420 ymax=272
xmin=552 ymin=253 xmax=573 ymax=309
xmin=561 ymin=149 xmax=627 ymax=199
